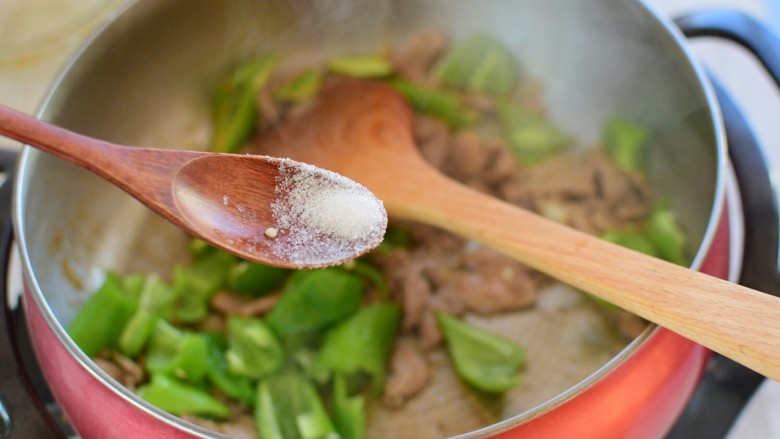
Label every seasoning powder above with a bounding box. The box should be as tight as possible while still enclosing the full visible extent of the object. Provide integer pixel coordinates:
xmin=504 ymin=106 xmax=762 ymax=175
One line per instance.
xmin=270 ymin=159 xmax=387 ymax=265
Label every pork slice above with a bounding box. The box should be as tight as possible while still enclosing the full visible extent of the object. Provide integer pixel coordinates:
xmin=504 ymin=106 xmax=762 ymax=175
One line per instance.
xmin=391 ymin=29 xmax=448 ymax=85
xmin=220 ymin=415 xmax=258 ymax=439
xmin=94 ymin=353 xmax=145 ymax=391
xmin=454 ymin=247 xmax=537 ymax=314
xmin=398 ymin=269 xmax=433 ymax=331
xmin=383 ymin=338 xmax=432 ymax=408
xmin=482 ymin=140 xmax=518 ymax=188
xmin=415 ymin=115 xmax=452 ymax=170
xmin=257 ymin=88 xmax=285 ymax=130
xmin=210 ymin=291 xmax=280 ymax=316
xmin=419 ymin=306 xmax=444 ymax=349
xmin=406 ymin=223 xmax=463 ymax=254
xmin=375 ymin=248 xmax=433 ymax=330
xmin=111 ymin=351 xmax=145 ymax=390
xmin=448 ymin=131 xmax=491 ymax=182
xmin=93 ymin=358 xmax=124 ymax=383
xmin=181 ymin=415 xmax=258 ymax=439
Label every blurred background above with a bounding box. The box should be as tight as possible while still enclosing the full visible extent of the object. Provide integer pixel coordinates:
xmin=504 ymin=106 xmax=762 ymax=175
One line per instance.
xmin=0 ymin=0 xmax=778 ymax=437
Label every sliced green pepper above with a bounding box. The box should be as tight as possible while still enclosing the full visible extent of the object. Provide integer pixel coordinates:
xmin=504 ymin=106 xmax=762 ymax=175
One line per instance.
xmin=314 ymin=302 xmax=400 ymax=394
xmin=327 ymin=54 xmax=394 ymax=78
xmin=121 ymin=273 xmax=146 ymax=300
xmin=600 ymin=230 xmax=659 ymax=258
xmin=118 ymin=309 xmax=159 ymax=359
xmin=497 ymin=100 xmax=571 ymax=166
xmin=211 ymin=54 xmax=283 ymax=153
xmin=602 ymin=117 xmax=649 ymax=173
xmin=67 ymin=272 xmax=139 ymax=357
xmin=188 ymin=238 xmax=215 ymax=260
xmin=341 ymin=259 xmax=390 ymax=299
xmin=119 ymin=275 xmax=178 ymax=357
xmin=274 ymin=68 xmax=323 ymax=102
xmin=255 ymin=371 xmax=337 ymax=439
xmin=436 ymin=311 xmax=525 ymax=393
xmin=225 ymin=316 xmax=284 ymax=379
xmin=228 ymin=260 xmax=291 ymax=297
xmin=375 ymin=225 xmax=412 ymax=254
xmin=137 ymin=373 xmax=230 ymax=419
xmin=203 ymin=333 xmax=256 ymax=406
xmin=266 ymin=269 xmax=363 ymax=339
xmin=332 ymin=373 xmax=365 ymax=439
xmin=646 ymin=201 xmax=688 ymax=266
xmin=435 ymin=34 xmax=517 ymax=96
xmin=390 ymin=78 xmax=477 ymax=129
xmin=145 ymin=320 xmax=209 ymax=381
xmin=173 ymin=249 xmax=236 ymax=323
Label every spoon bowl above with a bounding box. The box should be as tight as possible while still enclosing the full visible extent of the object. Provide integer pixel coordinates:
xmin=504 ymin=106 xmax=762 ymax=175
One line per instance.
xmin=0 ymin=104 xmax=387 ymax=269
xmin=254 ymin=78 xmax=780 ymax=380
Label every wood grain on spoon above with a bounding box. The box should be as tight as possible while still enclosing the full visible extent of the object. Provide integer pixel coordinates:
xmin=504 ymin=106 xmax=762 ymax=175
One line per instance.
xmin=0 ymin=104 xmax=387 ymax=269
xmin=253 ymin=78 xmax=780 ymax=380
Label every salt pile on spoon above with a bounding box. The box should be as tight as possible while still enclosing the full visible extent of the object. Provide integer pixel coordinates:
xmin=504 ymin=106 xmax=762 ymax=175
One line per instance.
xmin=270 ymin=158 xmax=387 ymax=265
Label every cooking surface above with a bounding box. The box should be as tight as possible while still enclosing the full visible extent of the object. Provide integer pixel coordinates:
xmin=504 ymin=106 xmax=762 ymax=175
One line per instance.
xmin=1 ymin=0 xmax=779 ymax=438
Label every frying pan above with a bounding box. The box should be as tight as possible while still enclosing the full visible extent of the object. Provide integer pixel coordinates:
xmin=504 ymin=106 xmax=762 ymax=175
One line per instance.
xmin=2 ymin=1 xmax=780 ymax=438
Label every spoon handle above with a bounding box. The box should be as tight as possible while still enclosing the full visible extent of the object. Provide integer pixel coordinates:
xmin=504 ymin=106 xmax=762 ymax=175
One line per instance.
xmin=390 ymin=170 xmax=780 ymax=381
xmin=0 ymin=104 xmax=205 ymax=226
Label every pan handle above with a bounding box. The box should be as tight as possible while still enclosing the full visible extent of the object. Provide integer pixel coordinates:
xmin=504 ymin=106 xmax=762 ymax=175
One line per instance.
xmin=675 ymin=9 xmax=780 ymax=294
xmin=668 ymin=10 xmax=780 ymax=439
xmin=0 ymin=148 xmax=62 ymax=438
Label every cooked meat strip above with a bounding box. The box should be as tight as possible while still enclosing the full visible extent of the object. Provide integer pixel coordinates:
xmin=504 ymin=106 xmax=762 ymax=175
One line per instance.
xmin=418 ymin=306 xmax=444 ymax=349
xmin=257 ymin=88 xmax=285 ymax=130
xmin=377 ymin=249 xmax=433 ymax=330
xmin=383 ymin=337 xmax=431 ymax=408
xmin=210 ymin=290 xmax=281 ymax=316
xmin=94 ymin=358 xmax=124 ymax=383
xmin=445 ymin=246 xmax=537 ymax=314
xmin=94 ymin=352 xmax=145 ymax=390
xmin=182 ymin=415 xmax=258 ymax=439
xmin=415 ymin=115 xmax=452 ymax=170
xmin=391 ymin=29 xmax=448 ymax=85
xmin=111 ymin=351 xmax=145 ymax=390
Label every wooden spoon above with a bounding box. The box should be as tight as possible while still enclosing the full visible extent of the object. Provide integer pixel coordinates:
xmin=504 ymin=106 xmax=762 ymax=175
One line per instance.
xmin=254 ymin=78 xmax=780 ymax=380
xmin=0 ymin=104 xmax=387 ymax=269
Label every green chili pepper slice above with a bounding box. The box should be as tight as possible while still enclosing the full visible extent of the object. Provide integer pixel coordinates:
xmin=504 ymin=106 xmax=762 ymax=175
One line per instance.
xmin=600 ymin=230 xmax=659 ymax=258
xmin=173 ymin=250 xmax=235 ymax=323
xmin=211 ymin=54 xmax=283 ymax=153
xmin=390 ymin=78 xmax=477 ymax=130
xmin=328 ymin=54 xmax=394 ymax=78
xmin=332 ymin=373 xmax=366 ymax=439
xmin=145 ymin=320 xmax=209 ymax=382
xmin=436 ymin=311 xmax=525 ymax=393
xmin=137 ymin=373 xmax=230 ymax=419
xmin=225 ymin=316 xmax=284 ymax=379
xmin=646 ymin=201 xmax=688 ymax=266
xmin=255 ymin=371 xmax=337 ymax=439
xmin=67 ymin=272 xmax=139 ymax=357
xmin=228 ymin=260 xmax=291 ymax=297
xmin=119 ymin=275 xmax=178 ymax=357
xmin=203 ymin=333 xmax=256 ymax=406
xmin=314 ymin=302 xmax=400 ymax=394
xmin=435 ymin=34 xmax=517 ymax=96
xmin=266 ymin=269 xmax=363 ymax=339
xmin=602 ymin=117 xmax=649 ymax=173
xmin=497 ymin=100 xmax=571 ymax=166
xmin=274 ymin=68 xmax=323 ymax=102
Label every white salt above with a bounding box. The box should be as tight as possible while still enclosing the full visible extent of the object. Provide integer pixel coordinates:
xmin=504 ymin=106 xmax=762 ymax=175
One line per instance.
xmin=270 ymin=158 xmax=387 ymax=265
